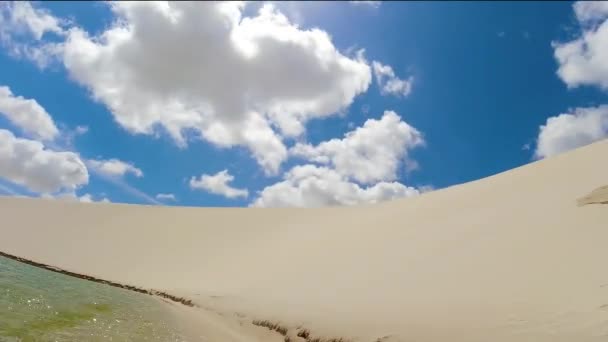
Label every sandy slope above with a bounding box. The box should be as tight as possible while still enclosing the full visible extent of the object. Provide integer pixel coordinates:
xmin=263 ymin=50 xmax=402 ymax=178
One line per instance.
xmin=1 ymin=139 xmax=608 ymax=342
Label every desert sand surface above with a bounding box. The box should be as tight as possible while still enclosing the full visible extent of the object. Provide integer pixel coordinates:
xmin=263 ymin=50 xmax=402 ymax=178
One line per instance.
xmin=1 ymin=139 xmax=608 ymax=342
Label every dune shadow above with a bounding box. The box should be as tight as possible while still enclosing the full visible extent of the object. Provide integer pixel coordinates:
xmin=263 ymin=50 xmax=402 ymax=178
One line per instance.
xmin=577 ymin=185 xmax=608 ymax=206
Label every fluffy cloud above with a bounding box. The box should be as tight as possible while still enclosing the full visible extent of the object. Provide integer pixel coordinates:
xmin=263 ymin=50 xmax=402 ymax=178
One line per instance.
xmin=77 ymin=193 xmax=110 ymax=203
xmin=534 ymin=105 xmax=608 ymax=158
xmin=251 ymin=165 xmax=418 ymax=208
xmin=0 ymin=2 xmax=64 ymax=68
xmin=190 ymin=170 xmax=248 ymax=199
xmin=43 ymin=191 xmax=110 ymax=203
xmin=0 ymin=129 xmax=88 ymax=193
xmin=0 ymin=86 xmax=59 ymax=140
xmin=57 ymin=2 xmax=371 ymax=174
xmin=0 ymin=1 xmax=63 ymax=40
xmin=372 ymin=61 xmax=413 ymax=97
xmin=553 ymin=1 xmax=608 ymax=90
xmin=291 ymin=111 xmax=424 ymax=184
xmin=156 ymin=193 xmax=176 ymax=201
xmin=256 ymin=111 xmax=425 ymax=207
xmin=88 ymin=158 xmax=143 ymax=178
xmin=572 ymin=1 xmax=608 ymax=24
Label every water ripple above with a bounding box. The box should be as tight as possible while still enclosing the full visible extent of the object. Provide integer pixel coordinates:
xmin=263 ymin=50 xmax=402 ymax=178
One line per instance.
xmin=0 ymin=255 xmax=185 ymax=341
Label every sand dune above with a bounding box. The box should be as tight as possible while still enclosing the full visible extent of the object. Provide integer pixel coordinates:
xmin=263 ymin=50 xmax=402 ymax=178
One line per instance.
xmin=2 ymin=139 xmax=608 ymax=341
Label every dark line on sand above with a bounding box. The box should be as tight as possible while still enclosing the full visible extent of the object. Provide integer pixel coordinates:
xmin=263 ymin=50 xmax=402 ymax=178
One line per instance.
xmin=0 ymin=250 xmax=195 ymax=307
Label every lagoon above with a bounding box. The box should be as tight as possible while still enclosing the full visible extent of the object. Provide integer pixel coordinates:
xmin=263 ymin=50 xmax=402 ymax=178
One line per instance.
xmin=0 ymin=255 xmax=185 ymax=341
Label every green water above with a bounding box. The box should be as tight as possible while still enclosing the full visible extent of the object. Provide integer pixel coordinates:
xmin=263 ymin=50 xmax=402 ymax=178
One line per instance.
xmin=0 ymin=256 xmax=186 ymax=341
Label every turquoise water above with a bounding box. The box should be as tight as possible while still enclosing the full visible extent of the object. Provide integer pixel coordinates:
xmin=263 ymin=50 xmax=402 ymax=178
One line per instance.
xmin=0 ymin=256 xmax=186 ymax=341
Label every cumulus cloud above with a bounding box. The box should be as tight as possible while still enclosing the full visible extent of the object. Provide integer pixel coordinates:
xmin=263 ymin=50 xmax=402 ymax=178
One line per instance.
xmin=251 ymin=165 xmax=418 ymax=208
xmin=0 ymin=2 xmax=65 ymax=68
xmin=55 ymin=2 xmax=371 ymax=174
xmin=0 ymin=86 xmax=59 ymax=140
xmin=156 ymin=193 xmax=176 ymax=201
xmin=572 ymin=1 xmax=608 ymax=24
xmin=77 ymin=193 xmax=110 ymax=203
xmin=88 ymin=158 xmax=143 ymax=178
xmin=418 ymin=185 xmax=435 ymax=193
xmin=0 ymin=1 xmax=63 ymax=40
xmin=372 ymin=61 xmax=413 ymax=97
xmin=43 ymin=191 xmax=110 ymax=203
xmin=290 ymin=111 xmax=424 ymax=184
xmin=0 ymin=129 xmax=88 ymax=193
xmin=256 ymin=111 xmax=425 ymax=207
xmin=534 ymin=105 xmax=608 ymax=158
xmin=190 ymin=170 xmax=248 ymax=199
xmin=553 ymin=1 xmax=608 ymax=90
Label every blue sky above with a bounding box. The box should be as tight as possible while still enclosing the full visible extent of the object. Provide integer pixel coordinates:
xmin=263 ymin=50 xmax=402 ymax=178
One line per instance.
xmin=0 ymin=1 xmax=607 ymax=207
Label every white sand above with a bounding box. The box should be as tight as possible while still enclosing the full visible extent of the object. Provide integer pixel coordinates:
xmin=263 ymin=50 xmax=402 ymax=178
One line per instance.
xmin=1 ymin=139 xmax=608 ymax=341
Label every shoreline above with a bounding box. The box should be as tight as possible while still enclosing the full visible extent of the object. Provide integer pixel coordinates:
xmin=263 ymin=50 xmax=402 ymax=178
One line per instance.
xmin=0 ymin=251 xmax=350 ymax=342
xmin=0 ymin=250 xmax=195 ymax=307
xmin=0 ymin=250 xmax=352 ymax=342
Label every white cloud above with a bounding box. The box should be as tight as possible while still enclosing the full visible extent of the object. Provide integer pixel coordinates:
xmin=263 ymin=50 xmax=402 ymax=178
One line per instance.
xmin=553 ymin=1 xmax=608 ymax=90
xmin=0 ymin=86 xmax=59 ymax=140
xmin=259 ymin=110 xmax=425 ymax=207
xmin=156 ymin=193 xmax=176 ymax=201
xmin=418 ymin=185 xmax=435 ymax=193
xmin=0 ymin=1 xmax=63 ymax=40
xmin=372 ymin=61 xmax=413 ymax=97
xmin=290 ymin=111 xmax=424 ymax=184
xmin=58 ymin=2 xmax=371 ymax=174
xmin=572 ymin=1 xmax=608 ymax=24
xmin=251 ymin=165 xmax=418 ymax=208
xmin=190 ymin=170 xmax=249 ymax=199
xmin=88 ymin=158 xmax=143 ymax=178
xmin=0 ymin=2 xmax=65 ymax=68
xmin=349 ymin=1 xmax=382 ymax=8
xmin=0 ymin=129 xmax=88 ymax=193
xmin=15 ymin=40 xmax=63 ymax=69
xmin=43 ymin=191 xmax=110 ymax=203
xmin=534 ymin=105 xmax=608 ymax=158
